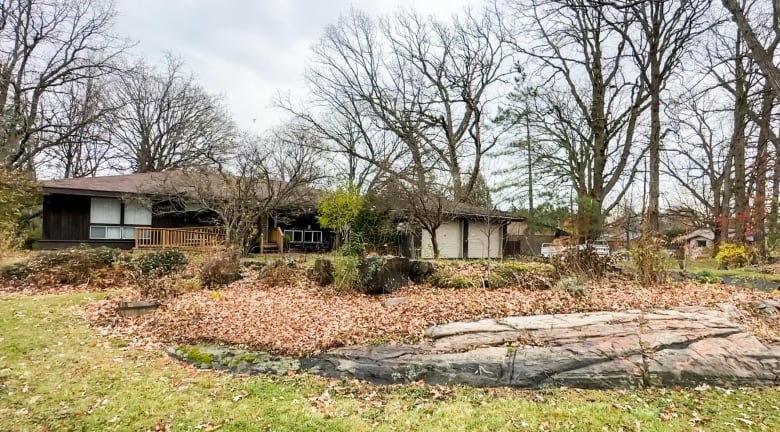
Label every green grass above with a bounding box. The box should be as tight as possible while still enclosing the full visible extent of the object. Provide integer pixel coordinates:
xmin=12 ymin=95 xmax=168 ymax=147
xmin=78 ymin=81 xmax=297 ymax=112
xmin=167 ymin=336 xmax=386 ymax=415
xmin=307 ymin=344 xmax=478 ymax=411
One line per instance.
xmin=1 ymin=293 xmax=780 ymax=431
xmin=684 ymin=258 xmax=780 ymax=283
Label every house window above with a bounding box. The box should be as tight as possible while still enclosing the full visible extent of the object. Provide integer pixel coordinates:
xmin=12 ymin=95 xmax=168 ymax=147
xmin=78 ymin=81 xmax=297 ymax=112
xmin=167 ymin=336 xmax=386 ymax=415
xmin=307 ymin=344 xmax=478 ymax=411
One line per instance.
xmin=121 ymin=226 xmax=138 ymax=240
xmin=89 ymin=198 xmax=151 ymax=240
xmin=90 ymin=225 xmax=122 ymax=240
xmin=696 ymin=240 xmax=707 ymax=248
xmin=90 ymin=198 xmax=120 ymax=224
xmin=123 ymin=202 xmax=152 ymax=225
xmin=284 ymin=230 xmax=322 ymax=243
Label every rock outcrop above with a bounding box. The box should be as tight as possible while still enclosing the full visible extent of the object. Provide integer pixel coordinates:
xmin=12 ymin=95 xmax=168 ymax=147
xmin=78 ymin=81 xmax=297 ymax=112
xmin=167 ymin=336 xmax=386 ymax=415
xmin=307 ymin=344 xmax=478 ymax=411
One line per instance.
xmin=169 ymin=306 xmax=780 ymax=389
xmin=305 ymin=307 xmax=780 ymax=388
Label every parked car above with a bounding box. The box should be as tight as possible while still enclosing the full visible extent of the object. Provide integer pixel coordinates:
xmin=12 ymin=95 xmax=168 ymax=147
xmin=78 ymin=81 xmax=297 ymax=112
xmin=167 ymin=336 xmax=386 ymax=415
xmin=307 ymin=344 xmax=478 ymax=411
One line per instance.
xmin=541 ymin=241 xmax=611 ymax=258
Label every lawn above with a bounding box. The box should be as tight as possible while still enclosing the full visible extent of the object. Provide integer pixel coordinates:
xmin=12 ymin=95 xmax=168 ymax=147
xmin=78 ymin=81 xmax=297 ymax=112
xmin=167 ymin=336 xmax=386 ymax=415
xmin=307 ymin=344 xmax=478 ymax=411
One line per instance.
xmin=1 ymin=292 xmax=780 ymax=431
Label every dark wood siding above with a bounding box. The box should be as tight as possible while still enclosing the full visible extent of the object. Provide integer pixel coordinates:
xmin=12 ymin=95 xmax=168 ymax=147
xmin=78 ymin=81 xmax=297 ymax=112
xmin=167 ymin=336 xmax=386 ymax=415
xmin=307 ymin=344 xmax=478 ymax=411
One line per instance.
xmin=42 ymin=194 xmax=91 ymax=241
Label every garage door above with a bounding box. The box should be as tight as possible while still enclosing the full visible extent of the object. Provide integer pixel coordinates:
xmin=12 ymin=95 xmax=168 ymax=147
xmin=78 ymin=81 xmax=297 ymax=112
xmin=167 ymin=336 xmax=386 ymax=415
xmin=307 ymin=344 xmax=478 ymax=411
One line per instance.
xmin=467 ymin=222 xmax=502 ymax=258
xmin=421 ymin=221 xmax=462 ymax=258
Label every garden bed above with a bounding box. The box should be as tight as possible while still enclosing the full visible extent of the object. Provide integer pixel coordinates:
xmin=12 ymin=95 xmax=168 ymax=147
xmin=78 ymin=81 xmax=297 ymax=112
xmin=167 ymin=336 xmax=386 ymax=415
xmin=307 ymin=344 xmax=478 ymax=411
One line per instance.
xmin=86 ymin=269 xmax=780 ymax=356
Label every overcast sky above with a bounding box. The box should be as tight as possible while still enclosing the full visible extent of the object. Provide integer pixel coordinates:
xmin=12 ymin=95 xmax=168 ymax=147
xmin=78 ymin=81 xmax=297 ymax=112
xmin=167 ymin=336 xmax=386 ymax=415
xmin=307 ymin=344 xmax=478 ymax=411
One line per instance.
xmin=113 ymin=0 xmax=477 ymax=132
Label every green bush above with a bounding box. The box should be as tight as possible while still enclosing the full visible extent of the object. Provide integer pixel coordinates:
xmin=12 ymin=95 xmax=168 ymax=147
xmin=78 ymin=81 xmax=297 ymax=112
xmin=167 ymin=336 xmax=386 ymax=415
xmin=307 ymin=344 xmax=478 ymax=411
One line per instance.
xmin=342 ymin=233 xmax=366 ymax=257
xmin=129 ymin=250 xmax=188 ymax=276
xmin=715 ymin=243 xmax=750 ymax=269
xmin=694 ymin=269 xmax=722 ymax=284
xmin=200 ymin=251 xmax=241 ymax=287
xmin=333 ymin=255 xmax=360 ymax=292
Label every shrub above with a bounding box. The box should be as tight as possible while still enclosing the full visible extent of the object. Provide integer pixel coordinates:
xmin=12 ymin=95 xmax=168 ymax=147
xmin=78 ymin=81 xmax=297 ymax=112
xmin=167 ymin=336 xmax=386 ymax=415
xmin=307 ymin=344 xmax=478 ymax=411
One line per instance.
xmin=0 ymin=261 xmax=31 ymax=280
xmin=200 ymin=251 xmax=241 ymax=288
xmin=715 ymin=243 xmax=750 ymax=269
xmin=258 ymin=259 xmax=295 ymax=287
xmin=553 ymin=247 xmax=611 ymax=278
xmin=494 ymin=261 xmax=557 ymax=289
xmin=694 ymin=269 xmax=722 ymax=284
xmin=333 ymin=255 xmax=360 ymax=292
xmin=631 ymin=233 xmax=667 ymax=287
xmin=342 ymin=232 xmax=366 ymax=257
xmin=34 ymin=246 xmax=119 ymax=268
xmin=19 ymin=246 xmax=121 ymax=285
xmin=129 ymin=250 xmax=188 ymax=276
xmin=556 ymin=276 xmax=586 ymax=297
xmin=0 ymin=168 xmax=40 ymax=255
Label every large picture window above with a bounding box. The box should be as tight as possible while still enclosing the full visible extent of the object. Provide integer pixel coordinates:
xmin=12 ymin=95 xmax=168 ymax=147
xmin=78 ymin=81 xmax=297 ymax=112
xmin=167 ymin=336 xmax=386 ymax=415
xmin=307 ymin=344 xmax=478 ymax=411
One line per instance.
xmin=89 ymin=198 xmax=152 ymax=240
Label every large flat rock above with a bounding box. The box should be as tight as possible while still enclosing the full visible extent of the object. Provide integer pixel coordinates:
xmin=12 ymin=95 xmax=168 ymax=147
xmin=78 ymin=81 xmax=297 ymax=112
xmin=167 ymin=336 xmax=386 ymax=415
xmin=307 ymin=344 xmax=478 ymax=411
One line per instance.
xmin=304 ymin=307 xmax=780 ymax=388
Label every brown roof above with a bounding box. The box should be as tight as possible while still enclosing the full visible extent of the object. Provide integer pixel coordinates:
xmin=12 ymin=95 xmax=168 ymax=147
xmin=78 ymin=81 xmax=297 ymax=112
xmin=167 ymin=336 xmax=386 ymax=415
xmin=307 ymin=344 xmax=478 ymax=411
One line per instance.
xmin=42 ymin=172 xmax=519 ymax=220
xmin=40 ymin=171 xmax=193 ymax=195
xmin=41 ymin=170 xmax=322 ymax=210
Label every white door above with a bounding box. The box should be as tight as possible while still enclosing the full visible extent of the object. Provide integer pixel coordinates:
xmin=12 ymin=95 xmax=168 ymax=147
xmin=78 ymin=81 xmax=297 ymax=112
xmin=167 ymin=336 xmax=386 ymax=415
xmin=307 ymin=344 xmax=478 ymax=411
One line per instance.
xmin=421 ymin=221 xmax=462 ymax=258
xmin=467 ymin=222 xmax=502 ymax=258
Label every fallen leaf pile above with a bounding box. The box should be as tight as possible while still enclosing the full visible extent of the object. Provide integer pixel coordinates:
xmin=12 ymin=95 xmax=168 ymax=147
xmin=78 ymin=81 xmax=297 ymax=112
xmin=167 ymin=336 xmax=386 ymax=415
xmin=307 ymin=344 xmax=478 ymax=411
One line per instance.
xmin=85 ymin=270 xmax=780 ymax=356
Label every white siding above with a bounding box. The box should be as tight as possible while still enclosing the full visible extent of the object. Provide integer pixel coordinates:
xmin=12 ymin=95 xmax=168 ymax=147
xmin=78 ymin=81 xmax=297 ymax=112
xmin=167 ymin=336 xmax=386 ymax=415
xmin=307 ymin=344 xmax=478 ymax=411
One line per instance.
xmin=90 ymin=198 xmax=121 ymax=224
xmin=421 ymin=221 xmax=462 ymax=258
xmin=467 ymin=222 xmax=502 ymax=258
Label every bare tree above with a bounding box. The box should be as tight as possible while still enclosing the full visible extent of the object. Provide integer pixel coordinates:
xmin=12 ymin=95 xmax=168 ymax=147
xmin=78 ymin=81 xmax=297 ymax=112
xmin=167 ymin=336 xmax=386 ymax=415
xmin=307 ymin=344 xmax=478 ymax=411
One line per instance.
xmin=500 ymin=0 xmax=649 ymax=241
xmin=38 ymin=77 xmax=115 ymax=177
xmin=721 ymin=0 xmax=780 ymax=100
xmin=164 ymin=127 xmax=323 ymax=254
xmin=600 ymin=0 xmax=712 ymax=233
xmin=108 ymin=55 xmax=236 ymax=173
xmin=663 ymin=91 xmax=734 ymax=246
xmin=0 ymin=0 xmax=127 ymax=171
xmin=288 ymin=8 xmax=513 ymax=257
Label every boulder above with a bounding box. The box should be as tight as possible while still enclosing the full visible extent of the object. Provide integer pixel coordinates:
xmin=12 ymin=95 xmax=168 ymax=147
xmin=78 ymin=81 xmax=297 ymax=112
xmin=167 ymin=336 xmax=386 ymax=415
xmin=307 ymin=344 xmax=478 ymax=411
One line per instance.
xmin=409 ymin=260 xmax=436 ymax=283
xmin=358 ymin=256 xmax=410 ymax=294
xmin=382 ymin=297 xmax=409 ymax=308
xmin=308 ymin=258 xmax=334 ymax=286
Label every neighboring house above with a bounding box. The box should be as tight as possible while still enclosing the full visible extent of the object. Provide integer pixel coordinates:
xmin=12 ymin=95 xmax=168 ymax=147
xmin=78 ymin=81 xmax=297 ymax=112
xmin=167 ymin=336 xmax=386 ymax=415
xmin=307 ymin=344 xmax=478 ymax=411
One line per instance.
xmin=676 ymin=228 xmax=715 ymax=259
xmin=417 ymin=204 xmax=525 ymax=259
xmin=39 ymin=172 xmax=524 ymax=258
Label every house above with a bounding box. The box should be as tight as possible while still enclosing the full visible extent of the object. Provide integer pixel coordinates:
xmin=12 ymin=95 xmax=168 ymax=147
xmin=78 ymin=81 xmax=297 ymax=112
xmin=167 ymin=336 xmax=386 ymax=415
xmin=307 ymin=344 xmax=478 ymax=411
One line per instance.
xmin=503 ymin=220 xmax=568 ymax=256
xmin=416 ymin=204 xmax=525 ymax=259
xmin=39 ymin=171 xmax=333 ymax=252
xmin=675 ymin=228 xmax=715 ymax=259
xmin=39 ymin=172 xmax=524 ymax=258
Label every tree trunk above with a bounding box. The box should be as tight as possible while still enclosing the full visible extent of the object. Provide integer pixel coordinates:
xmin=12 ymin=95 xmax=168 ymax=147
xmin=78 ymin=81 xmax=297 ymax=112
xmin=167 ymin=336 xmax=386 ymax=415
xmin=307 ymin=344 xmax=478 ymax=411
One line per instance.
xmin=731 ymin=34 xmax=748 ymax=244
xmin=753 ymin=81 xmax=773 ymax=257
xmin=427 ymin=227 xmax=440 ymax=259
xmin=647 ymin=55 xmax=662 ymax=233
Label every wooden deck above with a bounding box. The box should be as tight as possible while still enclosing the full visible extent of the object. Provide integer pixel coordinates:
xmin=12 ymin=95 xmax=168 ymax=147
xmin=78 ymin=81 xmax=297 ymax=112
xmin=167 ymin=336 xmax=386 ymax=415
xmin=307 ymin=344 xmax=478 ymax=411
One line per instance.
xmin=134 ymin=226 xmax=225 ymax=250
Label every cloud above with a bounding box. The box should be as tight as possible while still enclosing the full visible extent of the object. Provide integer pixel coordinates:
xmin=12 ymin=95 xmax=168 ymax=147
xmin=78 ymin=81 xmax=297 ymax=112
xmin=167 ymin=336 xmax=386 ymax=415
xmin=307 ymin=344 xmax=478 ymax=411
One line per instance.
xmin=113 ymin=0 xmax=476 ymax=131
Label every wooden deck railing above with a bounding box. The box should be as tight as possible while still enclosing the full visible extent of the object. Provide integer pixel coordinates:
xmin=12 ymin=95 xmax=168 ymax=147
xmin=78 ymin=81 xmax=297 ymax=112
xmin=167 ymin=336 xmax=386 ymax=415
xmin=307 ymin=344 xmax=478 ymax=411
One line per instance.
xmin=135 ymin=226 xmax=226 ymax=250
